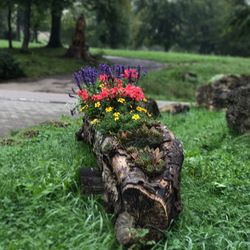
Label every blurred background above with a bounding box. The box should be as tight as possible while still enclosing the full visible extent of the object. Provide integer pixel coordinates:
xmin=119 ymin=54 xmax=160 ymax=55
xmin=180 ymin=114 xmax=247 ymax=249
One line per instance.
xmin=0 ymin=0 xmax=249 ymax=55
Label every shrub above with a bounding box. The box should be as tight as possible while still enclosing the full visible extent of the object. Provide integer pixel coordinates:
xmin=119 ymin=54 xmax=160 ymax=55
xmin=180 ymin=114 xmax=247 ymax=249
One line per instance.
xmin=0 ymin=51 xmax=25 ymax=80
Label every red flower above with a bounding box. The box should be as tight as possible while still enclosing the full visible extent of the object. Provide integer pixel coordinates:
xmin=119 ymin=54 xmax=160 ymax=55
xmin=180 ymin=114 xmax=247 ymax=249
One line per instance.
xmin=77 ymin=89 xmax=89 ymax=100
xmin=99 ymin=74 xmax=108 ymax=83
xmin=114 ymin=78 xmax=123 ymax=87
xmin=124 ymin=69 xmax=138 ymax=81
xmin=123 ymin=84 xmax=145 ymax=101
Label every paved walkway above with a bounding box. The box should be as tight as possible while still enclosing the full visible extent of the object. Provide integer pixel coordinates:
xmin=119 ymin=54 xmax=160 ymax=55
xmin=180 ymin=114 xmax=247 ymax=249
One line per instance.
xmin=0 ymin=56 xmax=169 ymax=137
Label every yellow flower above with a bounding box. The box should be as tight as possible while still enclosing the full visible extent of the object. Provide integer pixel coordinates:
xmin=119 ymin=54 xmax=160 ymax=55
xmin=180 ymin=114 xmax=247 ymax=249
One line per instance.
xmin=95 ymin=102 xmax=101 ymax=108
xmin=117 ymin=98 xmax=125 ymax=104
xmin=79 ymin=104 xmax=88 ymax=112
xmin=143 ymin=98 xmax=148 ymax=102
xmin=113 ymin=112 xmax=120 ymax=121
xmin=99 ymin=84 xmax=104 ymax=89
xmin=132 ymin=114 xmax=140 ymax=120
xmin=90 ymin=119 xmax=98 ymax=125
xmin=147 ymin=112 xmax=152 ymax=117
xmin=136 ymin=106 xmax=147 ymax=113
xmin=105 ymin=106 xmax=113 ymax=112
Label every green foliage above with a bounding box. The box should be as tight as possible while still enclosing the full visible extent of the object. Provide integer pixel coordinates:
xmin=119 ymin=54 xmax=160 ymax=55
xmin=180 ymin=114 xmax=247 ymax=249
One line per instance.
xmin=0 ymin=109 xmax=249 ymax=249
xmin=0 ymin=51 xmax=25 ymax=80
xmin=94 ymin=106 xmax=153 ymax=135
xmin=85 ymin=0 xmax=131 ymax=48
xmin=93 ymin=48 xmax=250 ymax=101
xmin=220 ymin=3 xmax=250 ymax=56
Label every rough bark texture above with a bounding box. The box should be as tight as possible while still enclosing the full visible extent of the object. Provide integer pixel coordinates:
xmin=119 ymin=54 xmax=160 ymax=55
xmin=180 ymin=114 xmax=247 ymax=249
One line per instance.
xmin=196 ymin=75 xmax=250 ymax=110
xmin=7 ymin=3 xmax=13 ymax=49
xmin=226 ymin=84 xmax=250 ymax=134
xmin=159 ymin=102 xmax=190 ymax=114
xmin=21 ymin=0 xmax=32 ymax=51
xmin=47 ymin=0 xmax=62 ymax=48
xmin=142 ymin=98 xmax=160 ymax=118
xmin=65 ymin=15 xmax=89 ymax=59
xmin=77 ymin=118 xmax=184 ymax=246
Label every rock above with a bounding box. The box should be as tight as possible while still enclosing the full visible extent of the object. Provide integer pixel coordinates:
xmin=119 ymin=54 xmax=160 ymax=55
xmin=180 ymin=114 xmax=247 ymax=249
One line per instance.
xmin=226 ymin=84 xmax=250 ymax=134
xmin=196 ymin=75 xmax=250 ymax=110
xmin=159 ymin=102 xmax=190 ymax=114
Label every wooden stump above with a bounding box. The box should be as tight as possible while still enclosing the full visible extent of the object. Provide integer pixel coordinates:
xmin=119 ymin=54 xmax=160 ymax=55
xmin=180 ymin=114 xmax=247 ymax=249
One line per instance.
xmin=226 ymin=84 xmax=250 ymax=134
xmin=78 ymin=118 xmax=184 ymax=246
xmin=65 ymin=14 xmax=89 ymax=59
xmin=196 ymin=75 xmax=250 ymax=110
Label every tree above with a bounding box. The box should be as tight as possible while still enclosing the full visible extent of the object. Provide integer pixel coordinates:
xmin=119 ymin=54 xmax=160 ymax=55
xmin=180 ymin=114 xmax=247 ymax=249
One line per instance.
xmin=1 ymin=0 xmax=14 ymax=49
xmin=7 ymin=1 xmax=13 ymax=48
xmin=220 ymin=0 xmax=250 ymax=56
xmin=82 ymin=0 xmax=131 ymax=48
xmin=47 ymin=0 xmax=73 ymax=48
xmin=20 ymin=0 xmax=32 ymax=51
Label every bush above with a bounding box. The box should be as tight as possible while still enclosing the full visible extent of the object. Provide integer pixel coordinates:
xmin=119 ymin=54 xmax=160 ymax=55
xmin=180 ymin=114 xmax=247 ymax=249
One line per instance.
xmin=0 ymin=51 xmax=25 ymax=80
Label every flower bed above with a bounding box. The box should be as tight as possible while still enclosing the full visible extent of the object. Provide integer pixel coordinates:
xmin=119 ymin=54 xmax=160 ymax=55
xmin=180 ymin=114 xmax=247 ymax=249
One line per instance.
xmin=71 ymin=64 xmax=184 ymax=247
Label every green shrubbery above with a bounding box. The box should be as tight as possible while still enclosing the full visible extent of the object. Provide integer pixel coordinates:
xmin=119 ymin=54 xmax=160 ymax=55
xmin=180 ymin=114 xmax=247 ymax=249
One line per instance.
xmin=0 ymin=51 xmax=25 ymax=80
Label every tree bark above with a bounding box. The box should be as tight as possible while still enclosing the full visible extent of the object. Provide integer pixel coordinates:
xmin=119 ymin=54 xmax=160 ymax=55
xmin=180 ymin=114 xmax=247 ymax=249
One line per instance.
xmin=16 ymin=5 xmax=22 ymax=41
xmin=77 ymin=118 xmax=184 ymax=246
xmin=65 ymin=14 xmax=89 ymax=59
xmin=7 ymin=3 xmax=13 ymax=49
xmin=47 ymin=0 xmax=63 ymax=48
xmin=21 ymin=0 xmax=32 ymax=51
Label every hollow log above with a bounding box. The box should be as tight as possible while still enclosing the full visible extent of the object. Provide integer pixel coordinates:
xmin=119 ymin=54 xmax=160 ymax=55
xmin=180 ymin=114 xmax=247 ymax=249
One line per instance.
xmin=77 ymin=118 xmax=184 ymax=246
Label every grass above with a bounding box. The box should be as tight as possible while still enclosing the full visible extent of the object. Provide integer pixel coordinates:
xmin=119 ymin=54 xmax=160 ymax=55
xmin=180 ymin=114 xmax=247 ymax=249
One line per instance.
xmin=0 ymin=39 xmax=43 ymax=49
xmin=92 ymin=48 xmax=250 ymax=101
xmin=0 ymin=109 xmax=249 ymax=249
xmin=0 ymin=39 xmax=95 ymax=79
xmin=0 ymin=47 xmax=89 ymax=79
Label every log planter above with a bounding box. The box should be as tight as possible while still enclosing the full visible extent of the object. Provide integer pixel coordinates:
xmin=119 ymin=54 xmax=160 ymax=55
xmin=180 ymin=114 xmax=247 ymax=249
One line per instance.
xmin=77 ymin=116 xmax=184 ymax=247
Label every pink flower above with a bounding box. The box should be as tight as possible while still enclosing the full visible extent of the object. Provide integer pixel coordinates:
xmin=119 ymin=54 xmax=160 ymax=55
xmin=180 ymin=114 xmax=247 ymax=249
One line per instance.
xmin=99 ymin=74 xmax=108 ymax=83
xmin=77 ymin=89 xmax=89 ymax=100
xmin=124 ymin=69 xmax=138 ymax=81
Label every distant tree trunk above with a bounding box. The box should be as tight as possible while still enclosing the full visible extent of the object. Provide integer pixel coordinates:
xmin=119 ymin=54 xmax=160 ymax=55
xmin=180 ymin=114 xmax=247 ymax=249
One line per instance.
xmin=33 ymin=26 xmax=39 ymax=43
xmin=7 ymin=3 xmax=13 ymax=49
xmin=47 ymin=0 xmax=63 ymax=48
xmin=16 ymin=5 xmax=22 ymax=41
xmin=21 ymin=0 xmax=32 ymax=51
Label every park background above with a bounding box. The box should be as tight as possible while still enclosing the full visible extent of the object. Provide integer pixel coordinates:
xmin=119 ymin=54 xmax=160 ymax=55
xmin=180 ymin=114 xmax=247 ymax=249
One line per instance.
xmin=0 ymin=0 xmax=249 ymax=249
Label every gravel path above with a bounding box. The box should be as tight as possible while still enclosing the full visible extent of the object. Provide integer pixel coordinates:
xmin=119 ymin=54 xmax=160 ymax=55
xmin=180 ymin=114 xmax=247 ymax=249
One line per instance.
xmin=0 ymin=56 xmax=168 ymax=137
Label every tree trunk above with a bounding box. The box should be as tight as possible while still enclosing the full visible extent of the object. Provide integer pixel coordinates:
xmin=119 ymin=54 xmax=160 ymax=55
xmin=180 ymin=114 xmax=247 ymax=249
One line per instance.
xmin=65 ymin=14 xmax=89 ymax=59
xmin=47 ymin=0 xmax=62 ymax=48
xmin=16 ymin=5 xmax=22 ymax=41
xmin=21 ymin=0 xmax=32 ymax=51
xmin=7 ymin=3 xmax=13 ymax=49
xmin=33 ymin=26 xmax=39 ymax=43
xmin=77 ymin=118 xmax=184 ymax=246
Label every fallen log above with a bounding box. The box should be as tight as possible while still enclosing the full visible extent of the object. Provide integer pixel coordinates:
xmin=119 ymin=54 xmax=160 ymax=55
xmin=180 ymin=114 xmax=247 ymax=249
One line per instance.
xmin=77 ymin=117 xmax=184 ymax=246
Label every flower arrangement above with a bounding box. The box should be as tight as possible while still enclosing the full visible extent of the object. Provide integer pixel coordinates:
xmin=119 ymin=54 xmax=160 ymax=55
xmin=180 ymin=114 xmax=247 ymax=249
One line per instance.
xmin=71 ymin=64 xmax=154 ymax=134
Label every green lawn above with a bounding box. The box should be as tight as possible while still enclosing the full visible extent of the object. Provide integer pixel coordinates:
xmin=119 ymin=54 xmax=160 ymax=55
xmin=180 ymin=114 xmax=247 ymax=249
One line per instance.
xmin=92 ymin=48 xmax=250 ymax=101
xmin=0 ymin=39 xmax=93 ymax=79
xmin=0 ymin=110 xmax=249 ymax=249
xmin=0 ymin=39 xmax=43 ymax=48
xmin=1 ymin=40 xmax=249 ymax=101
